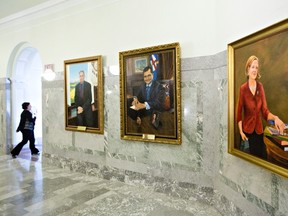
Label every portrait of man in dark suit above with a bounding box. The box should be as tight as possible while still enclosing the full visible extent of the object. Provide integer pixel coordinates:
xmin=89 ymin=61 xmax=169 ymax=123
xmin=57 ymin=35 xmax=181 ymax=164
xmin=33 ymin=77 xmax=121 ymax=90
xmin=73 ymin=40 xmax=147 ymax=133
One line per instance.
xmin=74 ymin=70 xmax=93 ymax=127
xmin=121 ymin=44 xmax=180 ymax=144
xmin=128 ymin=66 xmax=165 ymax=129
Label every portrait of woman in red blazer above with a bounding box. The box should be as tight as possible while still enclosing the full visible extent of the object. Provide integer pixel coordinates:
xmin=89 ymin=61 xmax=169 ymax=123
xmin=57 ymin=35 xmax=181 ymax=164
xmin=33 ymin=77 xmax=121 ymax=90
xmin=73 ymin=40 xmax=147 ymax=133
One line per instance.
xmin=237 ymin=55 xmax=285 ymax=158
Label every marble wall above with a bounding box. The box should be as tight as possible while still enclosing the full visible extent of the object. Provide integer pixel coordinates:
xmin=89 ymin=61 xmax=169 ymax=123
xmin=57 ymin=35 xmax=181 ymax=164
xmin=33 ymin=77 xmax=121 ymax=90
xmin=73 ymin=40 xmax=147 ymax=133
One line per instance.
xmin=2 ymin=51 xmax=287 ymax=216
xmin=0 ymin=78 xmax=11 ymax=154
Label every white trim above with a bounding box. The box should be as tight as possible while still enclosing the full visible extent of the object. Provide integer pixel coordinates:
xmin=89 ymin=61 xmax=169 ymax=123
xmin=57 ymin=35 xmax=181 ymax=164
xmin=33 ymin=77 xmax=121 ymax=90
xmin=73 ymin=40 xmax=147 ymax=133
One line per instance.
xmin=0 ymin=0 xmax=120 ymax=27
xmin=0 ymin=0 xmax=67 ymax=25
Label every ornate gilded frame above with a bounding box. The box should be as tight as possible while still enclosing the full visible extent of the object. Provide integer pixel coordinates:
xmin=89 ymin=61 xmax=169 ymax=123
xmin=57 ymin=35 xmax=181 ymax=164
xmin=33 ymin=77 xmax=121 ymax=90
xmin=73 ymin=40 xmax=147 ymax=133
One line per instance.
xmin=64 ymin=55 xmax=103 ymax=134
xmin=228 ymin=19 xmax=288 ymax=178
xmin=120 ymin=42 xmax=181 ymax=144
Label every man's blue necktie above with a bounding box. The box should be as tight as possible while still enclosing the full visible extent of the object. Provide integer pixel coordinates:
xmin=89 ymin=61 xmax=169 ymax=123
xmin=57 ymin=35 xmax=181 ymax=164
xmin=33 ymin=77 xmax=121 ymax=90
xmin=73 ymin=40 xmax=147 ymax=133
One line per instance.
xmin=146 ymin=86 xmax=150 ymax=100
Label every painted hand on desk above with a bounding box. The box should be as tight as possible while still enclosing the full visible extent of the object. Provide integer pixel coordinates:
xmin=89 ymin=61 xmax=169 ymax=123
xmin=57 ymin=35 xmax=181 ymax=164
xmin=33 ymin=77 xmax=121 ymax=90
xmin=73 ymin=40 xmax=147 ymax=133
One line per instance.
xmin=274 ymin=117 xmax=285 ymax=135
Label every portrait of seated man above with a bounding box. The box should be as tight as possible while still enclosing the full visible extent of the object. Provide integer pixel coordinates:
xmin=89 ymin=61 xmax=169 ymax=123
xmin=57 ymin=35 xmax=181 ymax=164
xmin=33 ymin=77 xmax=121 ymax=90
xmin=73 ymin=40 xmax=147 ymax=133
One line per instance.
xmin=127 ymin=66 xmax=165 ymax=129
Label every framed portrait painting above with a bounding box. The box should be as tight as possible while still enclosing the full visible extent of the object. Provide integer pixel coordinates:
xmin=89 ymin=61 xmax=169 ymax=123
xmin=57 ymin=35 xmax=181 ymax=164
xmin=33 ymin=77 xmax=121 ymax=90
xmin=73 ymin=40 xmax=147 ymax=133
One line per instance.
xmin=119 ymin=42 xmax=181 ymax=144
xmin=228 ymin=19 xmax=288 ymax=178
xmin=64 ymin=55 xmax=103 ymax=134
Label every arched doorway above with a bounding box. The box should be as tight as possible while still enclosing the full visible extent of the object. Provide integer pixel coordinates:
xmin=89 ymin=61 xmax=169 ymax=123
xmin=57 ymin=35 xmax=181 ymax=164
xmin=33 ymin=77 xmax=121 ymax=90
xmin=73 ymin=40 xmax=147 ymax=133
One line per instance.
xmin=7 ymin=42 xmax=43 ymax=154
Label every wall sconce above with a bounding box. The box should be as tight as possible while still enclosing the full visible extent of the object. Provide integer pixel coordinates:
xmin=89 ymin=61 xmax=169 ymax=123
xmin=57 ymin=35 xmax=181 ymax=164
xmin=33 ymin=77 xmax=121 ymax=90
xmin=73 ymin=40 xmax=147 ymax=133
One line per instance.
xmin=43 ymin=64 xmax=56 ymax=81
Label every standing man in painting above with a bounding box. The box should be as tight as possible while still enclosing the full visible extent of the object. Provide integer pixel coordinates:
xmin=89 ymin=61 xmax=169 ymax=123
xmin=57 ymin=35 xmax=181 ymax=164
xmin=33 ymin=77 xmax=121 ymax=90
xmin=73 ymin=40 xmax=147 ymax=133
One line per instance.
xmin=74 ymin=70 xmax=93 ymax=127
xmin=129 ymin=66 xmax=165 ymax=129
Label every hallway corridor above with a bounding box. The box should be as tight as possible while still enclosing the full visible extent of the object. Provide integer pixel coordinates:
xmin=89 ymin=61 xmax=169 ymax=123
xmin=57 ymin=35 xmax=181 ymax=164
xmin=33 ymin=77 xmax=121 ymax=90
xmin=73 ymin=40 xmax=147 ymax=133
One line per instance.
xmin=0 ymin=149 xmax=222 ymax=216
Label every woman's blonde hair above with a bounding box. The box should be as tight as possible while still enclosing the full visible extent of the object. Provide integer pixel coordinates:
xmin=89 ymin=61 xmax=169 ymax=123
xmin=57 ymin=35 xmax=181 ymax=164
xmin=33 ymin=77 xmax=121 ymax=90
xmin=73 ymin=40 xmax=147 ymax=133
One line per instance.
xmin=245 ymin=55 xmax=261 ymax=79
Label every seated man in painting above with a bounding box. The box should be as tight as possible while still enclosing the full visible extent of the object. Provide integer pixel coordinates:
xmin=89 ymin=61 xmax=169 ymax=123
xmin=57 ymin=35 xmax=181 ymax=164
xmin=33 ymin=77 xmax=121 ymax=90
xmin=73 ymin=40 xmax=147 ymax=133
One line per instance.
xmin=128 ymin=66 xmax=165 ymax=129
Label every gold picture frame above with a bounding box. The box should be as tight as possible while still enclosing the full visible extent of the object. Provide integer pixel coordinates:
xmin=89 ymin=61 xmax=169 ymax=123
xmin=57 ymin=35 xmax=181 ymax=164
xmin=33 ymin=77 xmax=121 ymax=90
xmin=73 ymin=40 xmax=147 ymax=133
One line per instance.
xmin=64 ymin=55 xmax=103 ymax=134
xmin=120 ymin=42 xmax=181 ymax=144
xmin=228 ymin=19 xmax=288 ymax=178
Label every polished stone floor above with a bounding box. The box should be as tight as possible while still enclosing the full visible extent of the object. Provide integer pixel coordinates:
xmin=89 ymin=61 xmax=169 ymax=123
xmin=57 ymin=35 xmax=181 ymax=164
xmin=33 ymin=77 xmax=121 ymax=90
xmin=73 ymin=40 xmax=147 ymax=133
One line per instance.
xmin=0 ymin=146 xmax=223 ymax=216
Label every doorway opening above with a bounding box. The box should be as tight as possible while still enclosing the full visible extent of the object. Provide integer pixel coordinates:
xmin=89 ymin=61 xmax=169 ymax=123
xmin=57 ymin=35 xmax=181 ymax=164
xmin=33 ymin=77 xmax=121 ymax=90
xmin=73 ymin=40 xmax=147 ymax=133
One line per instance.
xmin=8 ymin=43 xmax=43 ymax=155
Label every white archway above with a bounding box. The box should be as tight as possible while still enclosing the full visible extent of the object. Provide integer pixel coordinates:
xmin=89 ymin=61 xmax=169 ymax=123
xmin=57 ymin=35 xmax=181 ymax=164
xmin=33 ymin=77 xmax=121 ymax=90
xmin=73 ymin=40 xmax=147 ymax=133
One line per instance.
xmin=7 ymin=42 xmax=43 ymax=149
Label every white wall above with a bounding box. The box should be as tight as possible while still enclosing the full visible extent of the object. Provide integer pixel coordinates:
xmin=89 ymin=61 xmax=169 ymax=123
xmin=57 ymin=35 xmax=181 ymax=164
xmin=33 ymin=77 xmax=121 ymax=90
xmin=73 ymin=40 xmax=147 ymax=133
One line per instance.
xmin=0 ymin=0 xmax=287 ymax=77
xmin=215 ymin=0 xmax=288 ymax=48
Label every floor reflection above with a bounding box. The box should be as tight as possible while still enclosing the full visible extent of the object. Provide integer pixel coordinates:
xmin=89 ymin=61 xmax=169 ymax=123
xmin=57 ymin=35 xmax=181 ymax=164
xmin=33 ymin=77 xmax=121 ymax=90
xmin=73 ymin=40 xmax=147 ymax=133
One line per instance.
xmin=0 ymin=147 xmax=223 ymax=216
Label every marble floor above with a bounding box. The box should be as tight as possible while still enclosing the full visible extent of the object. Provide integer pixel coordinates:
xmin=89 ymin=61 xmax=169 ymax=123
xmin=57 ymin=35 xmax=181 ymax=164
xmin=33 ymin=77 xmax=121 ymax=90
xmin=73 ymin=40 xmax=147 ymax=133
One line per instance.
xmin=0 ymin=146 xmax=223 ymax=216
